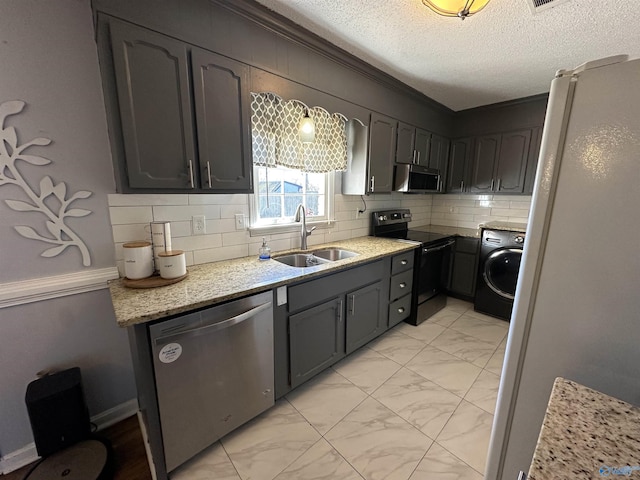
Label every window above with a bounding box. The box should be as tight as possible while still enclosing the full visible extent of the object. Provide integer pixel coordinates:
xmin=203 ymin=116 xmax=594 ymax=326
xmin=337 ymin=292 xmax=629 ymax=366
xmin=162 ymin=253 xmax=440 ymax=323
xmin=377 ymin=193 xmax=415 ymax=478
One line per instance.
xmin=250 ymin=165 xmax=333 ymax=229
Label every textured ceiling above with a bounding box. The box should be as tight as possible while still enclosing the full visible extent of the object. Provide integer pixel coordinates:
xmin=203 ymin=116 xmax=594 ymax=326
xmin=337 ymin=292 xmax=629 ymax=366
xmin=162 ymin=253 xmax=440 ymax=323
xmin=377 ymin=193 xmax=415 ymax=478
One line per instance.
xmin=253 ymin=0 xmax=640 ymax=111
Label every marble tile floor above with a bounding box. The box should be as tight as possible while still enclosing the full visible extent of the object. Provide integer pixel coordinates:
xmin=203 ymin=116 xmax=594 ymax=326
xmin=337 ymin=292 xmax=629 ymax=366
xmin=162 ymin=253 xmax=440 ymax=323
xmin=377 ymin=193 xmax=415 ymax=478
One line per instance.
xmin=171 ymin=297 xmax=508 ymax=480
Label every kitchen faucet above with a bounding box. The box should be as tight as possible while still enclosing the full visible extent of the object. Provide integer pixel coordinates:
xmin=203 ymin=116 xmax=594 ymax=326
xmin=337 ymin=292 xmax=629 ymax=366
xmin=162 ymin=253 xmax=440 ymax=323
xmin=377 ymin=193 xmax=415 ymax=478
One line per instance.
xmin=294 ymin=204 xmax=316 ymax=250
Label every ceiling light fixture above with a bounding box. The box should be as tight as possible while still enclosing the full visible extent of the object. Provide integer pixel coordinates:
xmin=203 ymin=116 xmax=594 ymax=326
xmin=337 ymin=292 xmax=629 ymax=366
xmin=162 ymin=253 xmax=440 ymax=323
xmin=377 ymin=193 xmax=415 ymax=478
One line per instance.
xmin=299 ymin=110 xmax=315 ymax=143
xmin=422 ymin=0 xmax=490 ymax=19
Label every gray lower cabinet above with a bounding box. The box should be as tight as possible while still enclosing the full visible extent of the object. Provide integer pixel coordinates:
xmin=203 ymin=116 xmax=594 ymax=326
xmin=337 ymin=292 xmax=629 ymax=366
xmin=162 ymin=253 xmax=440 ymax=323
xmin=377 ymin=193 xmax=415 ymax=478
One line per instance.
xmin=448 ymin=237 xmax=480 ymax=299
xmin=368 ymin=112 xmax=396 ymax=193
xmin=346 ymin=281 xmax=385 ymax=354
xmin=275 ymin=259 xmax=390 ymax=396
xmin=289 ymin=297 xmax=345 ymax=389
xmin=105 ymin=16 xmax=252 ymax=193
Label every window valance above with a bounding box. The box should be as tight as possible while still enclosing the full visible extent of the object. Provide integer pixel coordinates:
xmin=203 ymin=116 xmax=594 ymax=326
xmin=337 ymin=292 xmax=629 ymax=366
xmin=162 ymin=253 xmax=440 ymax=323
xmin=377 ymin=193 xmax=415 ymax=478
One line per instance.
xmin=251 ymin=92 xmax=348 ymax=173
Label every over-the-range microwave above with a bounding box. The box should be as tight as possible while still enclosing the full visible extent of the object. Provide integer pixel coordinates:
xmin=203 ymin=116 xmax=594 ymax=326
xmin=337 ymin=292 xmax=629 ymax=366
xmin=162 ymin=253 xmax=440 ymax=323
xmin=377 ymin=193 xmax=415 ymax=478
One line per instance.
xmin=394 ymin=164 xmax=441 ymax=193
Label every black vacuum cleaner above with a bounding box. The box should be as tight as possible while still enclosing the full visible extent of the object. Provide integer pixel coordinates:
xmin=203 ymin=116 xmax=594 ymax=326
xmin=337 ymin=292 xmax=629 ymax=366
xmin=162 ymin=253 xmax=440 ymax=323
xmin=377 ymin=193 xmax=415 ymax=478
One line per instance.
xmin=23 ymin=367 xmax=114 ymax=479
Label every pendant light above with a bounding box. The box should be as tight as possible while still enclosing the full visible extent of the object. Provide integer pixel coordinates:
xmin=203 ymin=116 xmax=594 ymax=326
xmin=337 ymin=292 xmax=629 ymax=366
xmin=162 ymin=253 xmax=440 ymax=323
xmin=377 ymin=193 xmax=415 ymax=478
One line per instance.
xmin=298 ymin=109 xmax=315 ymax=143
xmin=422 ymin=0 xmax=490 ymax=19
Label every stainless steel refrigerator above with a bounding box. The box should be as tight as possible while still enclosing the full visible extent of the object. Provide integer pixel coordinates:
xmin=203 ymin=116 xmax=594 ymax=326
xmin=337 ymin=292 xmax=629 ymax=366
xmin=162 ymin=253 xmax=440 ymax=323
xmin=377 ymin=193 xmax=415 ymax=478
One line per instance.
xmin=485 ymin=55 xmax=640 ymax=480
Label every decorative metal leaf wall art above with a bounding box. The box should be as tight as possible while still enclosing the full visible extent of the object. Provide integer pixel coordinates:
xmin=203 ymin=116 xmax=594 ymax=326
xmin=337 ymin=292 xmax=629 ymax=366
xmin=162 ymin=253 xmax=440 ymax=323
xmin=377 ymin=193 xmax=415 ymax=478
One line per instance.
xmin=0 ymin=100 xmax=93 ymax=266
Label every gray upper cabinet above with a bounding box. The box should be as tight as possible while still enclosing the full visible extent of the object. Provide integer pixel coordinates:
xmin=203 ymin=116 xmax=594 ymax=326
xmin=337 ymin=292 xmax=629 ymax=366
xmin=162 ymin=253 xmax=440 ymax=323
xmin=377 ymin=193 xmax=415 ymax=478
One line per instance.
xmin=368 ymin=112 xmax=396 ymax=193
xmin=429 ymin=133 xmax=450 ymax=192
xmin=524 ymin=126 xmax=543 ymax=194
xmin=495 ymin=129 xmax=531 ymax=193
xmin=470 ymin=134 xmax=501 ymax=193
xmin=414 ymin=129 xmax=431 ymax=166
xmin=191 ymin=48 xmax=252 ymax=191
xmin=396 ymin=122 xmax=431 ymax=166
xmin=395 ymin=122 xmax=415 ymax=164
xmin=110 ymin=19 xmax=196 ymax=189
xmin=447 ymin=137 xmax=472 ymax=193
xmin=470 ymin=129 xmax=531 ymax=194
xmin=106 ymin=17 xmax=252 ymax=193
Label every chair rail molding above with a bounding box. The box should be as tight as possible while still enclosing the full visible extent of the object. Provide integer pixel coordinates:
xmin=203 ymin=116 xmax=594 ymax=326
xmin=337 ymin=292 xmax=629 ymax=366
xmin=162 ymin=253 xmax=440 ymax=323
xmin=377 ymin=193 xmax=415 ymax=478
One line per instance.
xmin=0 ymin=267 xmax=120 ymax=309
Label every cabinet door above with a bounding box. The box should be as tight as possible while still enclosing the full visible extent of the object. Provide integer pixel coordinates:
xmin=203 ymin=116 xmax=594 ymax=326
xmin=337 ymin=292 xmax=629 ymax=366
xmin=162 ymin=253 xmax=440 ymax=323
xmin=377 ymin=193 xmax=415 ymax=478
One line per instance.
xmin=192 ymin=49 xmax=253 ymax=192
xmin=368 ymin=113 xmax=396 ymax=193
xmin=495 ymin=129 xmax=531 ymax=193
xmin=449 ymin=238 xmax=480 ymax=298
xmin=447 ymin=137 xmax=472 ymax=193
xmin=524 ymin=126 xmax=543 ymax=194
xmin=428 ymin=134 xmax=449 ymax=172
xmin=470 ymin=134 xmax=501 ymax=193
xmin=396 ymin=122 xmax=415 ymax=164
xmin=346 ymin=281 xmax=384 ymax=354
xmin=414 ymin=129 xmax=431 ymax=166
xmin=289 ymin=297 xmax=344 ymax=388
xmin=110 ymin=19 xmax=196 ymax=189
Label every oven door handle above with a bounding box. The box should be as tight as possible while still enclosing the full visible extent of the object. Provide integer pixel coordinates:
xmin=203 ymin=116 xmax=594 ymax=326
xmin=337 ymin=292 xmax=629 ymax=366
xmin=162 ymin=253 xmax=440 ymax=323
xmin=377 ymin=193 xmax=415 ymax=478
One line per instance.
xmin=423 ymin=240 xmax=455 ymax=254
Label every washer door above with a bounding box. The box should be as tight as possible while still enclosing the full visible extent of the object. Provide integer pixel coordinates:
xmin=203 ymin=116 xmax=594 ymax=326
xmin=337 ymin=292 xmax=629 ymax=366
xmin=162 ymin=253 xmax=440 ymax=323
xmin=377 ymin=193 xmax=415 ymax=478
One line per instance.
xmin=483 ymin=248 xmax=523 ymax=300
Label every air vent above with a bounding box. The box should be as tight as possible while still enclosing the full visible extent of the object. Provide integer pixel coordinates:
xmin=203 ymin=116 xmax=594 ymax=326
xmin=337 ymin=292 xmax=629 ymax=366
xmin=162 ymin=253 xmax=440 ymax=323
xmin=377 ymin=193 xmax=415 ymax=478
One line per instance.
xmin=526 ymin=0 xmax=571 ymax=14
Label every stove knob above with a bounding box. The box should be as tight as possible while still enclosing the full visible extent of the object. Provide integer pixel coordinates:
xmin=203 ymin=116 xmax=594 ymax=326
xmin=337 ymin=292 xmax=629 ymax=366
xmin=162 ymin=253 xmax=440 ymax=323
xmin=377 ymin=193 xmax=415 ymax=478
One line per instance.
xmin=378 ymin=215 xmax=387 ymax=221
xmin=515 ymin=236 xmax=525 ymax=244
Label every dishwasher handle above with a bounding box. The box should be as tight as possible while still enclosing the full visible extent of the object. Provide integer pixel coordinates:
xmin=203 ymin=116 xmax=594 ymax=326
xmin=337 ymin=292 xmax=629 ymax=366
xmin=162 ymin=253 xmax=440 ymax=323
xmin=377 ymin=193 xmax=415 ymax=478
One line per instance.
xmin=423 ymin=239 xmax=455 ymax=254
xmin=154 ymin=301 xmax=272 ymax=345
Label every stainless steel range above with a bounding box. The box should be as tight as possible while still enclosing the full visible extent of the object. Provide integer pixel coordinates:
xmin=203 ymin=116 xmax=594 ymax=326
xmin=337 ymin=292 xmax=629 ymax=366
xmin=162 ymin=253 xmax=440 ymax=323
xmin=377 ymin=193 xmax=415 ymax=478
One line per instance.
xmin=371 ymin=209 xmax=455 ymax=325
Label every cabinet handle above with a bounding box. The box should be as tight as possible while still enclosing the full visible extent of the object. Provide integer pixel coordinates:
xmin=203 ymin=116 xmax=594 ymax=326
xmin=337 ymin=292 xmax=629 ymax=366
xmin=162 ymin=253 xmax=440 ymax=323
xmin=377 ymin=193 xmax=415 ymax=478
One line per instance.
xmin=399 ymin=282 xmax=406 ymax=289
xmin=417 ymin=151 xmax=421 ymax=164
xmin=460 ymin=180 xmax=464 ymax=192
xmin=517 ymin=472 xmax=527 ymax=480
xmin=188 ymin=160 xmax=195 ymax=189
xmin=206 ymin=161 xmax=212 ymax=188
xmin=401 ymin=259 xmax=408 ymax=265
xmin=412 ymin=150 xmax=416 ymax=164
xmin=349 ymin=294 xmax=356 ymax=316
xmin=397 ymin=307 xmax=405 ymax=314
xmin=497 ymin=178 xmax=502 ymax=191
xmin=490 ymin=178 xmax=495 ymax=191
xmin=370 ymin=176 xmax=375 ymax=193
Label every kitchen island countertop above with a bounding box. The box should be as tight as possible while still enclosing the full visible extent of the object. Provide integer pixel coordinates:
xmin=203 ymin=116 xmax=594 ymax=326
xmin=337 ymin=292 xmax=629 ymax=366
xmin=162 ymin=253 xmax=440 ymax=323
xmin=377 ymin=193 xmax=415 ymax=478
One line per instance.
xmin=528 ymin=377 xmax=640 ymax=479
xmin=109 ymin=236 xmax=417 ymax=327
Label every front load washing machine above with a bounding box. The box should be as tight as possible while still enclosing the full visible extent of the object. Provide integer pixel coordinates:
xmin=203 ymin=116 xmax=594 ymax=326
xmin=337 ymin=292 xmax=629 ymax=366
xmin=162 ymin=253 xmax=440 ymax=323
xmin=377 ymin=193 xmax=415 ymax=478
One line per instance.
xmin=474 ymin=229 xmax=526 ymax=321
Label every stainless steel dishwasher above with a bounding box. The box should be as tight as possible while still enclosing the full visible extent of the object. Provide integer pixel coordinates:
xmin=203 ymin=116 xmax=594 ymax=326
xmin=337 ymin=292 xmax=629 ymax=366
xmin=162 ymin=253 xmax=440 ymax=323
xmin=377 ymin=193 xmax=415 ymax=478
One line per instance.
xmin=149 ymin=291 xmax=274 ymax=473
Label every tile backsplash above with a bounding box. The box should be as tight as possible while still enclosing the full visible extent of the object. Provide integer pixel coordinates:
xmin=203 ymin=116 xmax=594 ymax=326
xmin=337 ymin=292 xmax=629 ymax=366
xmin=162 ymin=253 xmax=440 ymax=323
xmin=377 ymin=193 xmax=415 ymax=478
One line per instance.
xmin=108 ymin=180 xmax=531 ymax=276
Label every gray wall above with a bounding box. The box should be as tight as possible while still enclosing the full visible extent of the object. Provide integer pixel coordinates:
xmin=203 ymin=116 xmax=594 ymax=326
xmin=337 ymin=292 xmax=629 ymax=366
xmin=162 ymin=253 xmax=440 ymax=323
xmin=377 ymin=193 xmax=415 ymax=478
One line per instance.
xmin=0 ymin=0 xmax=136 ymax=456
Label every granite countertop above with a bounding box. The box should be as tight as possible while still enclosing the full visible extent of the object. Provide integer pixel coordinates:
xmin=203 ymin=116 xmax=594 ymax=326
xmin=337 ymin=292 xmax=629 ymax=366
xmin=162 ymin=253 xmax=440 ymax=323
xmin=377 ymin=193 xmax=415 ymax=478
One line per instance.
xmin=480 ymin=220 xmax=527 ymax=233
xmin=412 ymin=224 xmax=480 ymax=238
xmin=109 ymin=236 xmax=418 ymax=327
xmin=528 ymin=377 xmax=640 ymax=479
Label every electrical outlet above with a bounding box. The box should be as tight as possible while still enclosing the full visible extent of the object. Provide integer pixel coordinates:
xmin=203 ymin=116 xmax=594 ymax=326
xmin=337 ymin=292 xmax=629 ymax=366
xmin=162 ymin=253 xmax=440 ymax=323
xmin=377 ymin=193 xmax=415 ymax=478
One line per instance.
xmin=355 ymin=208 xmax=361 ymax=219
xmin=192 ymin=215 xmax=206 ymax=235
xmin=235 ymin=213 xmax=245 ymax=230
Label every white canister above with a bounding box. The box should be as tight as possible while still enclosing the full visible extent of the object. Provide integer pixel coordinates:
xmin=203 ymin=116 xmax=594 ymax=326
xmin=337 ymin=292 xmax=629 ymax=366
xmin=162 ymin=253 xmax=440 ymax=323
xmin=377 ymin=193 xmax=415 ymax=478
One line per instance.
xmin=123 ymin=241 xmax=154 ymax=279
xmin=158 ymin=250 xmax=187 ymax=279
xmin=149 ymin=221 xmax=172 ymax=267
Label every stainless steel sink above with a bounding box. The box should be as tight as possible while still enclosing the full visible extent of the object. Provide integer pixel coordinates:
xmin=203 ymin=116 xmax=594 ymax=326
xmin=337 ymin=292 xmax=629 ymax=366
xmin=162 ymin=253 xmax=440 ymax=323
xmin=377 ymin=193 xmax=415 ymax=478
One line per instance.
xmin=272 ymin=248 xmax=359 ymax=267
xmin=272 ymin=253 xmax=330 ymax=267
xmin=312 ymin=248 xmax=359 ymax=261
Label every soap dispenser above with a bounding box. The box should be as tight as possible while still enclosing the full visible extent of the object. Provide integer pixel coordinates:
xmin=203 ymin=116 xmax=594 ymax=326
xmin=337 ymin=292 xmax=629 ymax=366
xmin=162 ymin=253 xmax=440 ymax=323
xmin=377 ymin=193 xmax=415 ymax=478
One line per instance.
xmin=258 ymin=237 xmax=271 ymax=261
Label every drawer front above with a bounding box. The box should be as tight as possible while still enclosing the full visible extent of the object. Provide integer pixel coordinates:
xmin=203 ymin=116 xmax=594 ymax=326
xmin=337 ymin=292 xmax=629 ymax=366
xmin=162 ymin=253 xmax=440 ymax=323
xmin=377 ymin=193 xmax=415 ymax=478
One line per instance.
xmin=391 ymin=250 xmax=415 ymax=275
xmin=388 ymin=294 xmax=412 ymax=327
xmin=390 ymin=269 xmax=413 ymax=301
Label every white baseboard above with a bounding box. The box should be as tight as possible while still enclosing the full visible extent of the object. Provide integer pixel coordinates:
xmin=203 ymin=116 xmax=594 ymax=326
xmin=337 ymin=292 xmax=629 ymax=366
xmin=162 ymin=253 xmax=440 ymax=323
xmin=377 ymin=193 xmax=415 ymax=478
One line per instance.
xmin=0 ymin=398 xmax=139 ymax=475
xmin=0 ymin=266 xmax=120 ymax=309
